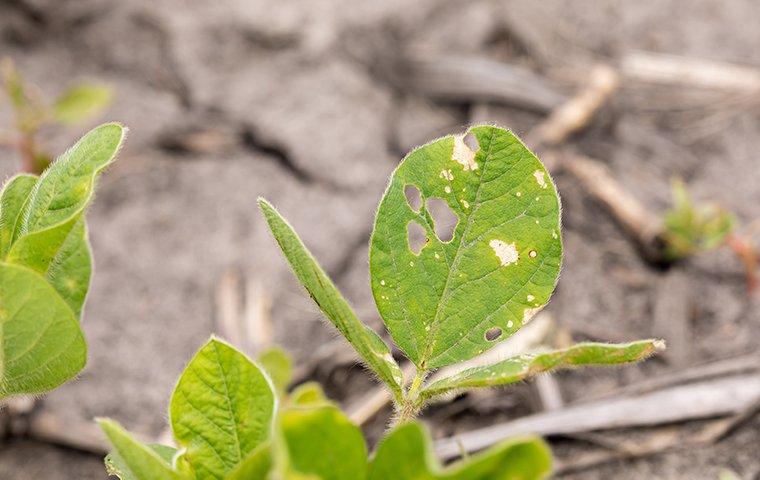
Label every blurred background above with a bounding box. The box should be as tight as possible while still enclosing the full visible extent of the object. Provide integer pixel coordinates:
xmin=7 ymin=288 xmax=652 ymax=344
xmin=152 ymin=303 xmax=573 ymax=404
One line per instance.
xmin=0 ymin=1 xmax=759 ymax=478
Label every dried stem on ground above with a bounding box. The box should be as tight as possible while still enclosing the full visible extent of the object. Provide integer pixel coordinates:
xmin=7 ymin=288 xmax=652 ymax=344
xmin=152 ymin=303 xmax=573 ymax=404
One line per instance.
xmin=526 ymin=64 xmax=619 ymax=150
xmin=434 ymin=372 xmax=760 ymax=460
xmin=621 ymin=50 xmax=760 ymax=92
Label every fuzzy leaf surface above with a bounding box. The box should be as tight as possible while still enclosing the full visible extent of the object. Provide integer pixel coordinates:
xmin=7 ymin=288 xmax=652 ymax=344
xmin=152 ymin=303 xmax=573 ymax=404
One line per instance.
xmin=99 ymin=419 xmax=185 ymax=480
xmin=370 ymin=125 xmax=562 ymax=369
xmin=169 ymin=338 xmax=275 ymax=480
xmin=7 ymin=122 xmax=124 ymax=275
xmin=259 ymin=198 xmax=403 ymax=400
xmin=0 ymin=263 xmax=86 ymax=398
xmin=421 ymin=340 xmax=663 ymax=399
xmin=106 ymin=443 xmax=178 ymax=480
xmin=368 ymin=421 xmax=551 ymax=480
xmin=275 ymin=405 xmax=367 ymax=480
xmin=0 ymin=174 xmax=37 ymax=259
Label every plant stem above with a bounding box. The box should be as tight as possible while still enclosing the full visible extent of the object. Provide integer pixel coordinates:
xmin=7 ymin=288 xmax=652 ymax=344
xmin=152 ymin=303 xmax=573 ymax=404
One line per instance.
xmin=394 ymin=368 xmax=427 ymax=426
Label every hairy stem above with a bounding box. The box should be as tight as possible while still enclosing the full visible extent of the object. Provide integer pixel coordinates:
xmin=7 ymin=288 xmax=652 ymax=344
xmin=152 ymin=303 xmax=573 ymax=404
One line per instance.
xmin=394 ymin=369 xmax=427 ymax=426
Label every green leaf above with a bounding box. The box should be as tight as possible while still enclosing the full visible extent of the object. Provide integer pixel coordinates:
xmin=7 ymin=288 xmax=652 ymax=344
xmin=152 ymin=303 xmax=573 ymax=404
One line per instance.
xmin=0 ymin=262 xmax=86 ymax=398
xmin=225 ymin=443 xmax=271 ymax=480
xmin=370 ymin=125 xmax=562 ymax=369
xmin=44 ymin=218 xmax=92 ymax=316
xmin=420 ymin=340 xmax=664 ymax=399
xmin=663 ymin=178 xmax=735 ymax=260
xmin=52 ymin=83 xmax=112 ymax=125
xmin=258 ymin=346 xmax=292 ymax=398
xmin=98 ymin=419 xmax=185 ymax=480
xmin=169 ymin=337 xmax=276 ymax=480
xmin=368 ymin=421 xmax=551 ymax=480
xmin=7 ymin=122 xmax=125 ymax=274
xmin=0 ymin=174 xmax=37 ymax=259
xmin=258 ymin=198 xmax=404 ymax=401
xmin=289 ymin=382 xmax=330 ymax=407
xmin=274 ymin=405 xmax=367 ymax=480
xmin=106 ymin=444 xmax=178 ymax=480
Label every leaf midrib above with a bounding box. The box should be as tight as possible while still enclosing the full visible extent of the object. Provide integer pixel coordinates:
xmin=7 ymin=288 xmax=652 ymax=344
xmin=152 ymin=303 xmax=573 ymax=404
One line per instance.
xmin=422 ymin=128 xmax=496 ymax=369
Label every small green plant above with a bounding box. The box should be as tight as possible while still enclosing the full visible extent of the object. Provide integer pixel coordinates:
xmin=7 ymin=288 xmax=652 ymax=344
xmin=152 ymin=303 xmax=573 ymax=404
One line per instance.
xmin=662 ymin=178 xmax=757 ymax=291
xmin=1 ymin=58 xmax=112 ymax=173
xmin=0 ymin=123 xmax=124 ymax=399
xmin=99 ymin=125 xmax=661 ymax=479
xmin=662 ymin=178 xmax=735 ymax=260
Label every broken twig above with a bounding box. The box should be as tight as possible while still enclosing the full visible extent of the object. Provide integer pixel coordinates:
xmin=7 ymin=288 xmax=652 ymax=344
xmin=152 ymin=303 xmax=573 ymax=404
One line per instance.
xmin=435 ymin=373 xmax=760 ymax=460
xmin=622 ymin=51 xmax=760 ymax=92
xmin=526 ymin=64 xmax=619 ymax=149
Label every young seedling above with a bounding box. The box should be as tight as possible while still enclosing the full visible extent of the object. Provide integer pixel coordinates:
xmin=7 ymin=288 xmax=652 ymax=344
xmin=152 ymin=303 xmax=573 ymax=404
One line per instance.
xmin=662 ymin=178 xmax=757 ymax=292
xmin=100 ymin=337 xmax=553 ymax=480
xmin=99 ymin=125 xmax=661 ymax=480
xmin=0 ymin=123 xmax=125 ymax=399
xmin=260 ymin=125 xmax=662 ymax=422
xmin=1 ymin=57 xmax=112 ymax=173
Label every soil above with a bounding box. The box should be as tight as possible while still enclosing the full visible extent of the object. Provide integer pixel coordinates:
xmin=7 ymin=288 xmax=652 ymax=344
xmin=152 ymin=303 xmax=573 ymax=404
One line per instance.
xmin=1 ymin=1 xmax=759 ymax=478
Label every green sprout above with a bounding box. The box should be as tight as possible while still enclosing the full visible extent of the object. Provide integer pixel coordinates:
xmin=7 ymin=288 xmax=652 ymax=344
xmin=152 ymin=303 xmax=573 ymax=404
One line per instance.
xmin=98 ymin=126 xmax=661 ymax=480
xmin=1 ymin=57 xmax=112 ymax=173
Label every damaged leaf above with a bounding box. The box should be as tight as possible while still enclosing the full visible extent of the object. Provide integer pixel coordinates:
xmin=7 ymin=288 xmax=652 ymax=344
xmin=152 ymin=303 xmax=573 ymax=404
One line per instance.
xmin=370 ymin=125 xmax=562 ymax=369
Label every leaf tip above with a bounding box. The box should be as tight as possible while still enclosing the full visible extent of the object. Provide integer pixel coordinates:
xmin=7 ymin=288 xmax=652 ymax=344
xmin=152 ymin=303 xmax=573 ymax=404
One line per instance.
xmin=652 ymin=339 xmax=667 ymax=351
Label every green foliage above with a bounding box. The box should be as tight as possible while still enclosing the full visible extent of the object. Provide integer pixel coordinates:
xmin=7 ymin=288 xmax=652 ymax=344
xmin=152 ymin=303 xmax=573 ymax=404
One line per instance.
xmin=368 ymin=422 xmax=551 ymax=480
xmin=105 ymin=441 xmax=179 ymax=480
xmin=1 ymin=57 xmax=113 ymax=173
xmin=0 ymin=123 xmax=124 ymax=399
xmin=259 ymin=125 xmax=660 ymax=420
xmin=662 ymin=178 xmax=735 ymax=260
xmin=100 ymin=419 xmax=186 ymax=480
xmin=169 ymin=338 xmax=276 ymax=480
xmin=258 ymin=346 xmax=293 ymax=397
xmin=101 ymin=338 xmax=276 ymax=480
xmin=370 ymin=126 xmax=562 ymax=369
xmin=52 ymin=84 xmax=112 ymax=125
xmin=102 ymin=339 xmax=551 ymax=480
xmin=420 ymin=340 xmax=663 ymax=400
xmin=273 ymin=405 xmax=368 ymax=480
xmin=100 ymin=126 xmax=660 ymax=480
xmin=259 ymin=199 xmax=404 ymax=402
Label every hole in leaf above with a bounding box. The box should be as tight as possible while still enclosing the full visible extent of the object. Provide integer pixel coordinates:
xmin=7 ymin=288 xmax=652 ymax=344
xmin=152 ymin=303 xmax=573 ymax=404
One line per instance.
xmin=407 ymin=221 xmax=428 ymax=255
xmin=426 ymin=197 xmax=457 ymax=243
xmin=485 ymin=327 xmax=502 ymax=341
xmin=404 ymin=184 xmax=422 ymax=212
xmin=463 ymin=132 xmax=479 ymax=152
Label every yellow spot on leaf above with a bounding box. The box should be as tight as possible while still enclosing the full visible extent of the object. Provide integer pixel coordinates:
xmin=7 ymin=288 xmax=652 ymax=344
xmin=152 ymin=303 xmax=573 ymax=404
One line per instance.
xmin=489 ymin=239 xmax=519 ymax=266
xmin=453 ymin=135 xmax=478 ymax=171
xmin=533 ymin=170 xmax=547 ymax=188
